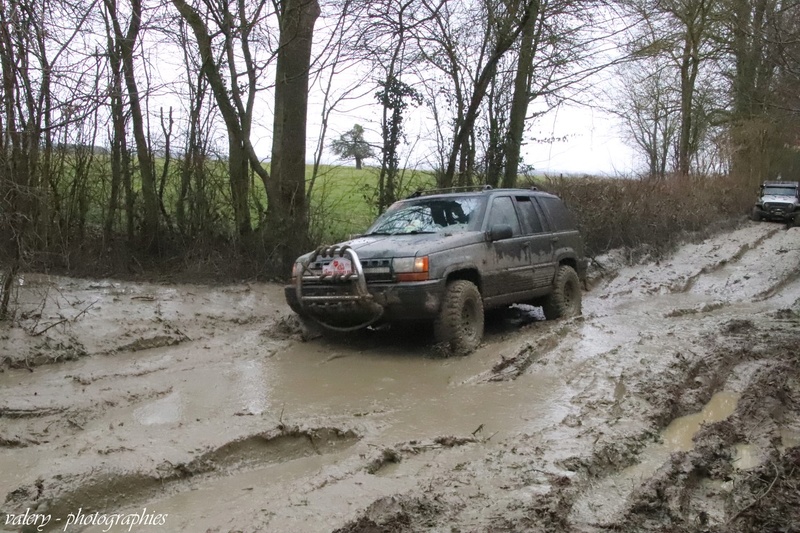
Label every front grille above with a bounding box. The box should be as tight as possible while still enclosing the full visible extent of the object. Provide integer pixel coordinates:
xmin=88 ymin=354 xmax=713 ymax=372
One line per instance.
xmin=306 ymin=258 xmax=393 ymax=282
xmin=362 ymin=259 xmax=392 ymax=281
xmin=764 ymin=202 xmax=791 ymax=210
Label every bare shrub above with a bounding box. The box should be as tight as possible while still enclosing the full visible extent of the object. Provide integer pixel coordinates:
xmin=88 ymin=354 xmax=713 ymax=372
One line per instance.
xmin=533 ymin=175 xmax=753 ymax=258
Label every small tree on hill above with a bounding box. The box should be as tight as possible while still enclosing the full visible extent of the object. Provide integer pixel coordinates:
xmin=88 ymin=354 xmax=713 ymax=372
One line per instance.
xmin=330 ymin=124 xmax=374 ymax=169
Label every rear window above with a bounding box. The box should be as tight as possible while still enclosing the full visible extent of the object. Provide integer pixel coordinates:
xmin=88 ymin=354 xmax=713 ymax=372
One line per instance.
xmin=515 ymin=196 xmax=545 ymax=234
xmin=537 ymin=196 xmax=577 ymax=231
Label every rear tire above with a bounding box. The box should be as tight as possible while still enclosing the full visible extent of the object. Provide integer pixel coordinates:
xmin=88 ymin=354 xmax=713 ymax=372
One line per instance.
xmin=434 ymin=280 xmax=484 ymax=356
xmin=542 ymin=265 xmax=582 ymax=320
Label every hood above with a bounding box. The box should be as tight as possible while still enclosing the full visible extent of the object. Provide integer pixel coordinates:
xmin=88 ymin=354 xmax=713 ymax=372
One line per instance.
xmin=761 ymin=194 xmax=799 ymax=205
xmin=298 ymin=231 xmax=486 ymax=262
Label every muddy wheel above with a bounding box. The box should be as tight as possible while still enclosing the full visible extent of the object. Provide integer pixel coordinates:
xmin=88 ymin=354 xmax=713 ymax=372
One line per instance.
xmin=542 ymin=265 xmax=582 ymax=320
xmin=751 ymin=207 xmax=762 ymax=221
xmin=434 ymin=280 xmax=484 ymax=355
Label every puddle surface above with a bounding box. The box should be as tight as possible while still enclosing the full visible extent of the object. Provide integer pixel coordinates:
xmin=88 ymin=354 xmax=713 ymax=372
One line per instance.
xmin=3 ymin=223 xmax=798 ymax=533
xmin=733 ymin=443 xmax=761 ymax=470
xmin=571 ymin=391 xmax=741 ymax=526
xmin=662 ymin=391 xmax=739 ymax=451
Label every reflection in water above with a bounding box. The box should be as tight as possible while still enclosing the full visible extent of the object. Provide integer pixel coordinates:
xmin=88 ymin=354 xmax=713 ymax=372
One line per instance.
xmin=733 ymin=443 xmax=761 ymax=470
xmin=662 ymin=391 xmax=739 ymax=451
xmin=781 ymin=428 xmax=800 ymax=451
xmin=235 ymin=359 xmax=268 ymax=415
xmin=134 ymin=392 xmax=183 ymax=425
xmin=571 ymin=391 xmax=741 ymax=526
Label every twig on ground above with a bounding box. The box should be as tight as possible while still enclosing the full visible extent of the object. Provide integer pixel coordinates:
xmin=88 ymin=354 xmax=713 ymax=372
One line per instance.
xmin=72 ymin=299 xmax=98 ymax=321
xmin=30 ymin=317 xmax=68 ymax=337
xmin=726 ymin=461 xmax=781 ymax=525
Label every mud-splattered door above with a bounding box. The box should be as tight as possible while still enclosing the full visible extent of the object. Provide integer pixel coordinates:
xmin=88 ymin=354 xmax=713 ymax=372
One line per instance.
xmin=514 ymin=195 xmax=556 ymax=287
xmin=483 ymin=195 xmax=535 ymax=297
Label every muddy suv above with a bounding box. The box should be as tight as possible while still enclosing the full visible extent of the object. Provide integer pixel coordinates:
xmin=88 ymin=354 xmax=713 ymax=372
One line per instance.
xmin=285 ymin=186 xmax=587 ymax=354
xmin=751 ymin=181 xmax=800 ymax=225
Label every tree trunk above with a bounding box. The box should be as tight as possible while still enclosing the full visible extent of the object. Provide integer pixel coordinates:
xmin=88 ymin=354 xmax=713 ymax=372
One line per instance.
xmin=171 ymin=0 xmax=274 ymax=239
xmin=229 ymin=136 xmax=251 ymax=235
xmin=502 ymin=1 xmax=540 ymax=188
xmin=443 ymin=2 xmax=534 ymax=188
xmin=104 ymin=10 xmax=125 ymax=244
xmin=265 ymin=0 xmax=319 ymax=275
xmin=107 ymin=0 xmax=160 ymax=250
xmin=677 ymin=33 xmax=697 ymax=178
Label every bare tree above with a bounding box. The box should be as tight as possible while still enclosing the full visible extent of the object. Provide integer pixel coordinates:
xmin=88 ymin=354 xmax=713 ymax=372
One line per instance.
xmin=265 ymin=0 xmax=320 ymax=274
xmin=611 ymin=59 xmax=679 ymax=178
xmin=441 ymin=0 xmax=536 ymax=187
xmin=0 ymin=0 xmax=100 ymax=315
xmin=352 ymin=0 xmax=434 ymax=210
xmin=104 ymin=0 xmax=161 ymax=250
xmin=621 ymin=0 xmax=724 ymax=177
xmin=307 ymin=0 xmax=372 ymax=200
xmin=725 ymin=0 xmax=800 ymax=186
xmin=170 ymin=0 xmax=275 ymax=237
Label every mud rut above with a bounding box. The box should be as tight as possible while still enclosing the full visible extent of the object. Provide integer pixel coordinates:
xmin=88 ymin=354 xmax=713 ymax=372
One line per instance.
xmin=1 ymin=222 xmax=799 ymax=533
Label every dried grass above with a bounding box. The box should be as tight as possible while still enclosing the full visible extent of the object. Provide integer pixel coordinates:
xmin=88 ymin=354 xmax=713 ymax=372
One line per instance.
xmin=533 ymin=175 xmax=753 ymax=258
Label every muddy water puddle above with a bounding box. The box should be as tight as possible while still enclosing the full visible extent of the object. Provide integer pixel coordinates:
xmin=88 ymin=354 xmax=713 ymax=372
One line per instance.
xmin=4 ymin=223 xmax=797 ymax=532
xmin=571 ymin=391 xmax=741 ymax=526
xmin=0 ymin=324 xmax=570 ymax=531
xmin=662 ymin=391 xmax=739 ymax=451
xmin=730 ymin=428 xmax=800 ymax=471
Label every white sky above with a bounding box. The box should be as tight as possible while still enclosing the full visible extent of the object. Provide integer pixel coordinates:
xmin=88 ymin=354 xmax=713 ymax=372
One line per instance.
xmin=296 ymin=101 xmax=638 ymax=177
xmin=524 ymin=105 xmax=637 ymax=176
xmin=148 ymin=7 xmax=640 ymax=178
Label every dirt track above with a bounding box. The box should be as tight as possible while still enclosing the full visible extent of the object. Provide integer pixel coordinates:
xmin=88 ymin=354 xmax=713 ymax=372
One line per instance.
xmin=1 ymin=221 xmax=799 ymax=532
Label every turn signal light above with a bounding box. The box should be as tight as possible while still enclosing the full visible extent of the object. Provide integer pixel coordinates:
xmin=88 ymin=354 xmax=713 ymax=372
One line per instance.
xmin=396 ymin=272 xmax=429 ymax=282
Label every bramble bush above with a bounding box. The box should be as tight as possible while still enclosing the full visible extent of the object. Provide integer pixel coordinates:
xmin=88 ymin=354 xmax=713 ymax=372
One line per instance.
xmin=531 ymin=174 xmax=753 ymax=259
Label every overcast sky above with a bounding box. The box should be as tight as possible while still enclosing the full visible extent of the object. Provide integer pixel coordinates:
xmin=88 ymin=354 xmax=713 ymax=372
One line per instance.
xmin=297 ymin=98 xmax=638 ymax=178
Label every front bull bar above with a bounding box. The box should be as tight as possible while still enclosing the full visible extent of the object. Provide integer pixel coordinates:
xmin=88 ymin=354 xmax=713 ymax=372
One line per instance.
xmin=295 ymin=245 xmax=384 ymax=332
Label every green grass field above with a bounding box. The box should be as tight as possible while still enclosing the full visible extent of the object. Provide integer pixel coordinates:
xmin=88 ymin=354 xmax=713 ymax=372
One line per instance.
xmin=304 ymin=164 xmax=436 ymax=243
xmin=46 ymin=150 xmax=435 ymax=246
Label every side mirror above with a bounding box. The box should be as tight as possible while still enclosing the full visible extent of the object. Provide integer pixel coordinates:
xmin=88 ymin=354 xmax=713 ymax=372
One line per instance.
xmin=488 ymin=224 xmax=513 ymax=241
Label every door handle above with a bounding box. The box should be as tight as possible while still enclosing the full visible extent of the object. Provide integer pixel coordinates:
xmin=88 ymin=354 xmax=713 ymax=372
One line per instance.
xmin=551 ymin=237 xmax=559 ymax=243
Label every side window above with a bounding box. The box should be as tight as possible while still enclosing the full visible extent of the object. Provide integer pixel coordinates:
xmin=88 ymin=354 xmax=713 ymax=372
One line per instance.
xmin=487 ymin=196 xmax=521 ymax=236
xmin=515 ymin=196 xmax=545 ymax=234
xmin=537 ymin=196 xmax=577 ymax=231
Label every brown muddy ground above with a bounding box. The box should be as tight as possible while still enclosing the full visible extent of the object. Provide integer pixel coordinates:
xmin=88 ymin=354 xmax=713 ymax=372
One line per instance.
xmin=1 ymin=221 xmax=799 ymax=533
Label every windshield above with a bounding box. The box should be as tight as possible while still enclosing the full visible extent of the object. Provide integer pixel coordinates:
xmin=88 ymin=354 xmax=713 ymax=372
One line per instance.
xmin=763 ymin=186 xmax=797 ymax=197
xmin=366 ymin=197 xmax=483 ymax=235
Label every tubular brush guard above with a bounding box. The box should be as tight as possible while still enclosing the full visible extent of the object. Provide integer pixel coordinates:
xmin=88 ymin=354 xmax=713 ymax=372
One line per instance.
xmin=295 ymin=245 xmax=384 ymax=331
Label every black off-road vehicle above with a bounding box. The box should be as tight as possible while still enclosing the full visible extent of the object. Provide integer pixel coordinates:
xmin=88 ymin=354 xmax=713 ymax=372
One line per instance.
xmin=285 ymin=186 xmax=587 ymax=354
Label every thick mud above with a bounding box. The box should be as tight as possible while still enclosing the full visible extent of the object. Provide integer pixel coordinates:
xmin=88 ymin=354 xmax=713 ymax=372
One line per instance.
xmin=1 ymin=221 xmax=799 ymax=532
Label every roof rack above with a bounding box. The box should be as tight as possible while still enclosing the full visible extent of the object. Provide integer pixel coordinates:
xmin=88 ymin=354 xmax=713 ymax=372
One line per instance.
xmin=406 ymin=184 xmax=493 ymax=199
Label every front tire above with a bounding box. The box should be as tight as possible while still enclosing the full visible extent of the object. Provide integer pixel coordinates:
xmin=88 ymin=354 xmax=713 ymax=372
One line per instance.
xmin=751 ymin=207 xmax=762 ymax=221
xmin=434 ymin=280 xmax=484 ymax=355
xmin=542 ymin=265 xmax=582 ymax=320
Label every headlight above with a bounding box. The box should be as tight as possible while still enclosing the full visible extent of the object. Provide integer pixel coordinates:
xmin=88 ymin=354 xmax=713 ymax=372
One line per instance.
xmin=393 ymin=256 xmax=429 ymax=282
